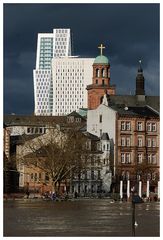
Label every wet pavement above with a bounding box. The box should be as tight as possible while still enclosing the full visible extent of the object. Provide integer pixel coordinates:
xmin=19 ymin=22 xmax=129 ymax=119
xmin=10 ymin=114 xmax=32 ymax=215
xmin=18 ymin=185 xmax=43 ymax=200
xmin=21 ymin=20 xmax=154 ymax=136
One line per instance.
xmin=4 ymin=199 xmax=160 ymax=237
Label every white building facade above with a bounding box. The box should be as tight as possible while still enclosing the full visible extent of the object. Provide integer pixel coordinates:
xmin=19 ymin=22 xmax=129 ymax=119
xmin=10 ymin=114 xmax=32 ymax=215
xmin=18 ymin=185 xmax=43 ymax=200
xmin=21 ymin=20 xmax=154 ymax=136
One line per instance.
xmin=33 ymin=29 xmax=72 ymax=116
xmin=52 ymin=57 xmax=94 ymax=115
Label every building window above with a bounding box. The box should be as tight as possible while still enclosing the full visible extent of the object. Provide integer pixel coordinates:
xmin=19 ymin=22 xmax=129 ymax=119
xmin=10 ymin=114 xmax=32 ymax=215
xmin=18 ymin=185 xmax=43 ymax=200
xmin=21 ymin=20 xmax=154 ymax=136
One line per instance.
xmin=126 ymin=137 xmax=131 ymax=146
xmin=100 ymin=129 xmax=102 ymax=136
xmin=137 ymin=122 xmax=143 ymax=131
xmin=31 ymin=173 xmax=33 ymax=180
xmin=103 ymin=144 xmax=105 ymax=151
xmin=147 ymin=138 xmax=151 ymax=147
xmin=107 ymin=144 xmax=109 ymax=151
xmin=102 ymin=79 xmax=105 ymax=85
xmin=98 ymin=170 xmax=101 ymax=180
xmin=121 ymin=153 xmax=125 ymax=163
xmin=102 ymin=68 xmax=105 ymax=77
xmin=121 ymin=122 xmax=125 ymax=131
xmin=39 ymin=173 xmax=41 ymax=180
xmin=126 ymin=153 xmax=131 ymax=163
xmin=152 ymin=154 xmax=157 ymax=164
xmin=34 ymin=173 xmax=37 ymax=181
xmin=126 ymin=122 xmax=131 ymax=131
xmin=126 ymin=171 xmax=130 ymax=180
xmin=147 ymin=123 xmax=151 ymax=131
xmin=96 ymin=69 xmax=100 ymax=77
xmin=138 ymin=137 xmax=143 ymax=147
xmin=152 ymin=138 xmax=156 ymax=147
xmin=121 ymin=121 xmax=131 ymax=131
xmin=152 ymin=123 xmax=157 ymax=131
xmin=96 ymin=79 xmax=98 ymax=84
xmin=147 ymin=154 xmax=152 ymax=164
xmin=99 ymin=114 xmax=102 ymax=123
xmin=137 ymin=153 xmax=143 ymax=164
xmin=91 ymin=171 xmax=94 ymax=180
xmin=121 ymin=137 xmax=125 ymax=146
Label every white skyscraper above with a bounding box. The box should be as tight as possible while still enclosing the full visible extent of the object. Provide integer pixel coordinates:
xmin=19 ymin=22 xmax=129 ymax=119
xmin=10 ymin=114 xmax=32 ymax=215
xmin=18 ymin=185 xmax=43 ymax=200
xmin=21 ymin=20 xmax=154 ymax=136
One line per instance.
xmin=33 ymin=28 xmax=94 ymax=116
xmin=52 ymin=57 xmax=94 ymax=115
xmin=33 ymin=29 xmax=72 ymax=115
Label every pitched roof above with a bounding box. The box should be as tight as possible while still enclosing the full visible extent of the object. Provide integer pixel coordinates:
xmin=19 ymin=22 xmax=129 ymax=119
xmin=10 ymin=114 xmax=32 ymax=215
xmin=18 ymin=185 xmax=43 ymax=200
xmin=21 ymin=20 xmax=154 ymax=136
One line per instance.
xmin=4 ymin=115 xmax=67 ymax=127
xmin=111 ymin=105 xmax=159 ymax=118
xmin=101 ymin=133 xmax=110 ymax=140
xmin=109 ymin=95 xmax=160 ymax=112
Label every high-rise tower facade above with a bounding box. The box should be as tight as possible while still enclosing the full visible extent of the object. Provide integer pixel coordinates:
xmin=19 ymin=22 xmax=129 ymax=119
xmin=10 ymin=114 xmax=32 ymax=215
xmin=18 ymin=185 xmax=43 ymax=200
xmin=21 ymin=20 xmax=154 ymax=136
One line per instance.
xmin=52 ymin=57 xmax=94 ymax=115
xmin=33 ymin=29 xmax=72 ymax=115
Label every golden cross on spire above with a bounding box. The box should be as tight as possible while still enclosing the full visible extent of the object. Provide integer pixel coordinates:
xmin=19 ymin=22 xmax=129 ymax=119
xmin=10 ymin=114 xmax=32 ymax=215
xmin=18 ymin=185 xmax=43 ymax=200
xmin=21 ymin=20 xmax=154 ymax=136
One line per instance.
xmin=98 ymin=44 xmax=105 ymax=55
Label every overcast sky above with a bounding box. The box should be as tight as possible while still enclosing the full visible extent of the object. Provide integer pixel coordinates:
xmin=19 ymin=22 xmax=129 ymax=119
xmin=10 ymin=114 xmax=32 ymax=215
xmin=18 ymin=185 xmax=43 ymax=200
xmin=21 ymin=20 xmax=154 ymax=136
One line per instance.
xmin=3 ymin=3 xmax=160 ymax=115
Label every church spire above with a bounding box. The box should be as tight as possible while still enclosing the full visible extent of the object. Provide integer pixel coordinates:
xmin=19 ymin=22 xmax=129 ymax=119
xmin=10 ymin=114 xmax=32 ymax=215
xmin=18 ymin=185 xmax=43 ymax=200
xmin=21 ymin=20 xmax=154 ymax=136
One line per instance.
xmin=138 ymin=59 xmax=143 ymax=73
xmin=98 ymin=44 xmax=105 ymax=55
xmin=135 ymin=60 xmax=145 ymax=95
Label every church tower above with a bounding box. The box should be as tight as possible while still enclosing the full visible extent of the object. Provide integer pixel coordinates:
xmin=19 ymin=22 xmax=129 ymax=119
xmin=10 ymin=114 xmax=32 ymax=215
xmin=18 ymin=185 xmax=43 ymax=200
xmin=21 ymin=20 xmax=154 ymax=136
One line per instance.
xmin=135 ymin=60 xmax=145 ymax=96
xmin=87 ymin=44 xmax=116 ymax=110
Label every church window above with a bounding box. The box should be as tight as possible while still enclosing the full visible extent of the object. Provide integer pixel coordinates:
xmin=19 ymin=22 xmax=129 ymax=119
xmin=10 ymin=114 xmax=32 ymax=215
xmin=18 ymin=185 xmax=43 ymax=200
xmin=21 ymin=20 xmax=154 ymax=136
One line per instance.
xmin=96 ymin=69 xmax=100 ymax=77
xmin=102 ymin=68 xmax=105 ymax=77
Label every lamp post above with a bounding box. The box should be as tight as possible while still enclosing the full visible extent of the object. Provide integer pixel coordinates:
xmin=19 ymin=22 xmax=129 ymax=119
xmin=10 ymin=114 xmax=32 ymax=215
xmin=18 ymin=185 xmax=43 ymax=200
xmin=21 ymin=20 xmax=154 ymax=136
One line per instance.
xmin=120 ymin=180 xmax=123 ymax=201
xmin=131 ymin=192 xmax=144 ymax=236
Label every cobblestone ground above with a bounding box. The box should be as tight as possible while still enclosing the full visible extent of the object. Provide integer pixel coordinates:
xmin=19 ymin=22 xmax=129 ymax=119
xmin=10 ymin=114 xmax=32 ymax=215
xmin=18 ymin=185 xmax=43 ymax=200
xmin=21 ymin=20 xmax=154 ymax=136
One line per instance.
xmin=4 ymin=199 xmax=160 ymax=237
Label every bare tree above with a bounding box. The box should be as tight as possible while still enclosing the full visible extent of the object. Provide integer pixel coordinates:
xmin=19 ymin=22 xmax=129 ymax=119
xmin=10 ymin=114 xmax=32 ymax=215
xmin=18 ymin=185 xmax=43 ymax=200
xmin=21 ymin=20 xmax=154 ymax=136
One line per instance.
xmin=17 ymin=127 xmax=90 ymax=192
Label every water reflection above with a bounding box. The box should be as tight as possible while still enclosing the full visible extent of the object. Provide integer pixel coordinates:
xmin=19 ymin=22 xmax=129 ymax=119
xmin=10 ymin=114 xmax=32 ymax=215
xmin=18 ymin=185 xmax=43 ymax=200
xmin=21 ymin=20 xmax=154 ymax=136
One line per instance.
xmin=4 ymin=199 xmax=159 ymax=237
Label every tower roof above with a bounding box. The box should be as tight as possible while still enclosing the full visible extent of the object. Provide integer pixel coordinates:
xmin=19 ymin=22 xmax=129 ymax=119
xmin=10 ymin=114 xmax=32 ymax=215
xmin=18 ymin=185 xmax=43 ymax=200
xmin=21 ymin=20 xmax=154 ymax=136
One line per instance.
xmin=94 ymin=55 xmax=109 ymax=65
xmin=138 ymin=60 xmax=143 ymax=73
xmin=101 ymin=132 xmax=110 ymax=140
xmin=94 ymin=43 xmax=109 ymax=65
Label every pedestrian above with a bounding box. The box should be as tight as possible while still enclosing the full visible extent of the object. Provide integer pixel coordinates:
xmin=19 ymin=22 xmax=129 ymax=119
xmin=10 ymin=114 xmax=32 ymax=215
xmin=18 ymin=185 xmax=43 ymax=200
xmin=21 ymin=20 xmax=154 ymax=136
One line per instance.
xmin=52 ymin=192 xmax=56 ymax=200
xmin=26 ymin=191 xmax=29 ymax=198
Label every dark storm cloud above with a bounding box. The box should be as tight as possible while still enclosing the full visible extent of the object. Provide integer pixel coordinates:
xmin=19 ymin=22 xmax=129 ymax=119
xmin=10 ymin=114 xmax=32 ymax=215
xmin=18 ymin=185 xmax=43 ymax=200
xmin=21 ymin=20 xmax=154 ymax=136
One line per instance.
xmin=4 ymin=3 xmax=159 ymax=114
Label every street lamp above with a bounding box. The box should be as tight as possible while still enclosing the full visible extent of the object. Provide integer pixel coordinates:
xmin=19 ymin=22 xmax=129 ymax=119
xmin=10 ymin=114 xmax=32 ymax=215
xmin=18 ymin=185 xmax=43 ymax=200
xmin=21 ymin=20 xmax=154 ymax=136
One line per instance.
xmin=132 ymin=193 xmax=144 ymax=236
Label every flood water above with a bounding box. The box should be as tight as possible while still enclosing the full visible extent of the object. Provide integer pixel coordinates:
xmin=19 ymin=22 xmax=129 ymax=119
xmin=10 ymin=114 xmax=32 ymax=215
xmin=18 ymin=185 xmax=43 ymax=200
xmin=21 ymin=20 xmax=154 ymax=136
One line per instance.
xmin=4 ymin=199 xmax=160 ymax=237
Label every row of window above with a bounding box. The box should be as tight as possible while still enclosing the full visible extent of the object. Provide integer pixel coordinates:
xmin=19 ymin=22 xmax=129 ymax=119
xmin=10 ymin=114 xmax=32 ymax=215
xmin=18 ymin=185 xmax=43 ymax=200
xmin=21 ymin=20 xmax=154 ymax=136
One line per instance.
xmin=55 ymin=75 xmax=84 ymax=80
xmin=37 ymin=99 xmax=49 ymax=104
xmin=54 ymin=45 xmax=67 ymax=49
xmin=121 ymin=137 xmax=157 ymax=147
xmin=40 ymin=54 xmax=53 ymax=57
xmin=120 ymin=121 xmax=157 ymax=132
xmin=121 ymin=171 xmax=158 ymax=181
xmin=37 ymin=110 xmax=50 ymax=114
xmin=73 ymin=170 xmax=101 ymax=180
xmin=95 ymin=79 xmax=109 ymax=85
xmin=55 ymin=29 xmax=69 ymax=33
xmin=57 ymin=68 xmax=84 ymax=72
xmin=26 ymin=127 xmax=46 ymax=134
xmin=95 ymin=68 xmax=109 ymax=78
xmin=35 ymin=70 xmax=51 ymax=74
xmin=67 ymin=117 xmax=81 ymax=123
xmin=121 ymin=153 xmax=157 ymax=164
